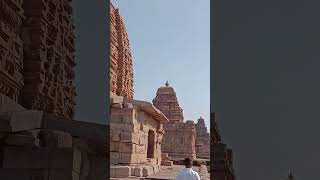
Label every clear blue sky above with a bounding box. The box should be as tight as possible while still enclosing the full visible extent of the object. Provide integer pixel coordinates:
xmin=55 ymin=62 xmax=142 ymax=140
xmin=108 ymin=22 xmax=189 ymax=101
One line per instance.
xmin=112 ymin=0 xmax=210 ymax=128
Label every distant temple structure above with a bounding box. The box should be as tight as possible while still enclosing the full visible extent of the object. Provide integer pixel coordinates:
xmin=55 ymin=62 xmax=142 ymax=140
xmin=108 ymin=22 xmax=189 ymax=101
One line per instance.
xmin=195 ymin=117 xmax=210 ymax=159
xmin=152 ymin=82 xmax=197 ymax=159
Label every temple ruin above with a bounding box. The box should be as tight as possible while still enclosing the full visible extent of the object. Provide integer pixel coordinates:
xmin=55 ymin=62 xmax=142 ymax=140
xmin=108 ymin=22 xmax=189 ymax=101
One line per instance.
xmin=0 ymin=0 xmax=107 ymax=179
xmin=152 ymin=82 xmax=197 ymax=159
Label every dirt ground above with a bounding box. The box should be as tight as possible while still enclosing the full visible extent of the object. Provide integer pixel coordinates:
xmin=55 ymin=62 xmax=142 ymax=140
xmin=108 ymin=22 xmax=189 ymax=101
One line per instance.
xmin=110 ymin=165 xmax=210 ymax=180
xmin=146 ymin=165 xmax=210 ymax=180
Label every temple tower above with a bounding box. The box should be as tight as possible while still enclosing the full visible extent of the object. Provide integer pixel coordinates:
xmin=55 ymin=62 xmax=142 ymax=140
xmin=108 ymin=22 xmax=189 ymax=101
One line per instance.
xmin=152 ymin=81 xmax=184 ymax=123
xmin=195 ymin=116 xmax=210 ymax=158
xmin=109 ymin=3 xmax=134 ymax=98
xmin=153 ymin=82 xmax=196 ymax=159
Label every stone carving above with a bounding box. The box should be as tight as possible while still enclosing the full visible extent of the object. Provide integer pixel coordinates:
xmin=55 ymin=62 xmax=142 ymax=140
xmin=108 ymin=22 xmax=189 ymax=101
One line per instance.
xmin=0 ymin=0 xmax=24 ymax=102
xmin=153 ymin=82 xmax=196 ymax=159
xmin=20 ymin=0 xmax=76 ymax=119
xmin=109 ymin=3 xmax=134 ymax=98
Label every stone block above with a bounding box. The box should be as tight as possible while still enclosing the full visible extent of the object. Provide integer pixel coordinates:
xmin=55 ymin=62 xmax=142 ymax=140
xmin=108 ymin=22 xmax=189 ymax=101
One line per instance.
xmin=121 ymin=142 xmax=134 ymax=153
xmin=121 ymin=132 xmax=132 ymax=142
xmin=38 ymin=130 xmax=73 ymax=148
xmin=5 ymin=133 xmax=39 ymax=147
xmin=110 ymin=95 xmax=124 ymax=104
xmin=135 ymin=144 xmax=145 ymax=154
xmin=111 ymin=130 xmax=121 ymax=142
xmin=111 ymin=103 xmax=123 ymax=108
xmin=161 ymin=160 xmax=173 ymax=166
xmin=110 ymin=166 xmax=116 ymax=177
xmin=115 ymin=166 xmax=131 ymax=178
xmin=142 ymin=166 xmax=153 ymax=177
xmin=110 ymin=142 xmax=121 ymax=152
xmin=110 ymin=152 xmax=120 ymax=164
xmin=133 ymin=166 xmax=143 ymax=177
xmin=152 ymin=165 xmax=160 ymax=174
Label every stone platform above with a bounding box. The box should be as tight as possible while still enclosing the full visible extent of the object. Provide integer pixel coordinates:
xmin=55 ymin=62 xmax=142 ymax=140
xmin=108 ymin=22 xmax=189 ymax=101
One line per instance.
xmin=111 ymin=164 xmax=160 ymax=178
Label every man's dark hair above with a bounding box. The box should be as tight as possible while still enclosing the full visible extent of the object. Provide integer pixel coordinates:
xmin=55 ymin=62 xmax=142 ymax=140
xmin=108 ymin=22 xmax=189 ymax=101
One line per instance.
xmin=184 ymin=158 xmax=192 ymax=165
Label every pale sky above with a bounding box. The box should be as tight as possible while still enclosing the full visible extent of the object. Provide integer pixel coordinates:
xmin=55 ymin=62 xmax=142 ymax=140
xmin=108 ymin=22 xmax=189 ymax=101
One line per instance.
xmin=112 ymin=0 xmax=210 ymax=129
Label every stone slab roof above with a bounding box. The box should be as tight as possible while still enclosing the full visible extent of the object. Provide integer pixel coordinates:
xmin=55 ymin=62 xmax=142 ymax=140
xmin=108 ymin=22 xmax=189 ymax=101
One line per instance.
xmin=110 ymin=94 xmax=169 ymax=124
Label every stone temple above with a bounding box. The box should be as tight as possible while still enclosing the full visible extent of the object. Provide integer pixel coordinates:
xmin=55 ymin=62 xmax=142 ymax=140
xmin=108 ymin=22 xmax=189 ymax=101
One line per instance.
xmin=0 ymin=0 xmax=107 ymax=179
xmin=196 ymin=116 xmax=210 ymax=159
xmin=152 ymin=82 xmax=197 ymax=159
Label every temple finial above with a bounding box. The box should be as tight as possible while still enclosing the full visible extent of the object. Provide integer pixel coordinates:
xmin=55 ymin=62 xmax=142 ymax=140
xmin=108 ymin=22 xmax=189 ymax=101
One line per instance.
xmin=165 ymin=81 xmax=169 ymax=87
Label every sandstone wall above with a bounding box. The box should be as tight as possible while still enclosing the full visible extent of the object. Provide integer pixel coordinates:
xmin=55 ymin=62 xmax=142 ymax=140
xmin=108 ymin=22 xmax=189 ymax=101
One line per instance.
xmin=109 ymin=3 xmax=134 ymax=99
xmin=161 ymin=121 xmax=196 ymax=159
xmin=110 ymin=103 xmax=163 ymax=166
xmin=20 ymin=0 xmax=76 ymax=119
xmin=0 ymin=0 xmax=24 ymax=102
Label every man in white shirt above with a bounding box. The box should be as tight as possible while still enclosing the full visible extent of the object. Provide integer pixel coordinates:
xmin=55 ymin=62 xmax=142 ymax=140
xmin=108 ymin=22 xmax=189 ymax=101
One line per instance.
xmin=176 ymin=158 xmax=201 ymax=180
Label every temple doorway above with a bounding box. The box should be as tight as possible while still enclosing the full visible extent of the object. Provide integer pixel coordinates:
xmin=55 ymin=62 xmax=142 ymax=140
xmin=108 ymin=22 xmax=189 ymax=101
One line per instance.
xmin=147 ymin=130 xmax=155 ymax=158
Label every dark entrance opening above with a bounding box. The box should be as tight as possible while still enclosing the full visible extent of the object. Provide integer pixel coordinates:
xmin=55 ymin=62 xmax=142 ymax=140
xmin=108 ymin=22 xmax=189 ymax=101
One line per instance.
xmin=147 ymin=130 xmax=155 ymax=158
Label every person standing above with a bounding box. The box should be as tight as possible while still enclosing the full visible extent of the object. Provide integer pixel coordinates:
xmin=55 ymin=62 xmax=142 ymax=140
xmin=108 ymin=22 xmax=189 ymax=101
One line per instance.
xmin=176 ymin=158 xmax=201 ymax=180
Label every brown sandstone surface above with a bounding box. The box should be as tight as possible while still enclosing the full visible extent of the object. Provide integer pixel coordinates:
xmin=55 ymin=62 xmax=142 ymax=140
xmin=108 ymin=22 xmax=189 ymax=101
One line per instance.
xmin=0 ymin=0 xmax=24 ymax=102
xmin=110 ymin=3 xmax=134 ymax=99
xmin=20 ymin=0 xmax=76 ymax=119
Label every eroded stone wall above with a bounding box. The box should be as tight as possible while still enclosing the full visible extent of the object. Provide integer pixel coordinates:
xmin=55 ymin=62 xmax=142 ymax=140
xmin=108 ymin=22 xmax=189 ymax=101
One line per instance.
xmin=0 ymin=0 xmax=24 ymax=102
xmin=161 ymin=121 xmax=196 ymax=159
xmin=20 ymin=0 xmax=76 ymax=119
xmin=109 ymin=3 xmax=134 ymax=98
